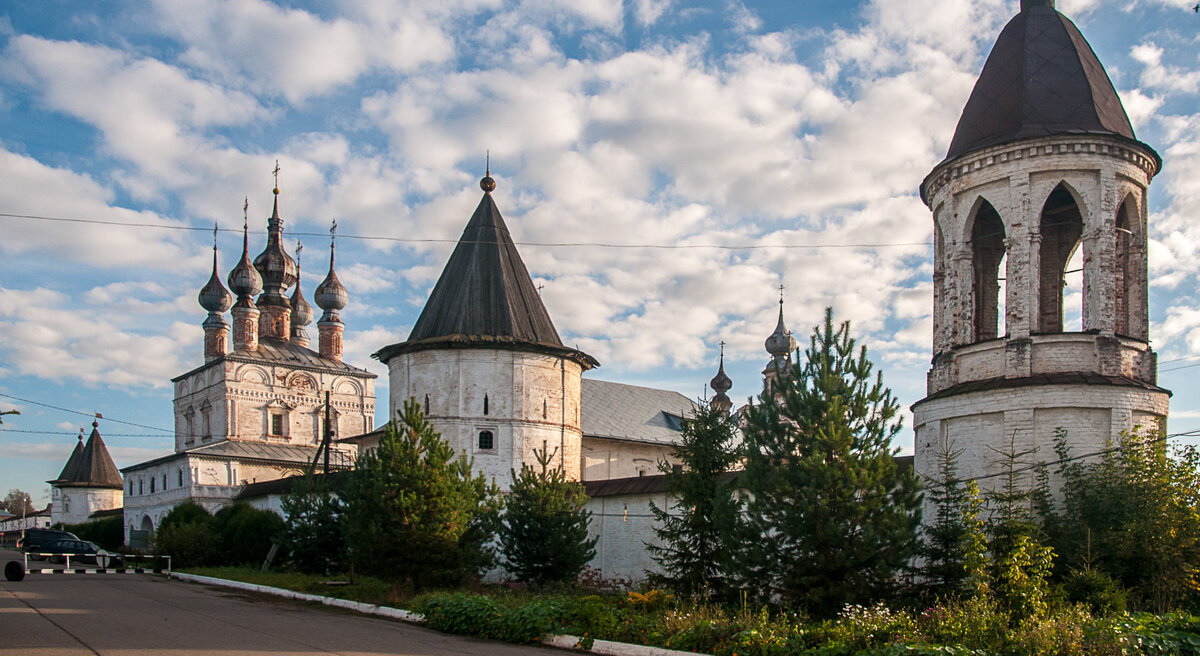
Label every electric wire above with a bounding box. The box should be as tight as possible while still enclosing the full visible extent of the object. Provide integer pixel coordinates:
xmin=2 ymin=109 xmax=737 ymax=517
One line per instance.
xmin=0 ymin=392 xmax=172 ymax=433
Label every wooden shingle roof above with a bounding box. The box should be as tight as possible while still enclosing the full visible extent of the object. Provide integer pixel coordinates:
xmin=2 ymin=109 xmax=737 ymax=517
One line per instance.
xmin=51 ymin=423 xmax=123 ymax=490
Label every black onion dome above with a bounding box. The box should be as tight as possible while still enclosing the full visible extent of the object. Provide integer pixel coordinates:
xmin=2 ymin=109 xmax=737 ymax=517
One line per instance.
xmin=710 ymin=353 xmax=733 ymax=395
xmin=253 ymin=193 xmax=298 ymax=304
xmin=291 ymin=273 xmax=315 ymax=327
xmin=199 ymin=248 xmax=233 ymax=313
xmin=944 ymin=0 xmax=1144 ymax=163
xmin=765 ymin=302 xmax=796 ymax=357
xmin=228 ymin=225 xmax=263 ymax=301
xmin=314 ymin=244 xmax=348 ymax=312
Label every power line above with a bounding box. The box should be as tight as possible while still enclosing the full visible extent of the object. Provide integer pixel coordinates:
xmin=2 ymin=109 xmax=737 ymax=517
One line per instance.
xmin=0 ymin=393 xmax=172 ymax=433
xmin=0 ymin=211 xmax=933 ymax=251
xmin=0 ymin=429 xmax=166 ymax=438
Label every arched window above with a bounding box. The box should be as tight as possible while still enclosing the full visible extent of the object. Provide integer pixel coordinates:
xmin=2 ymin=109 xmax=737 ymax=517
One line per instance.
xmin=483 ymin=394 xmax=489 ymax=416
xmin=1037 ymin=184 xmax=1084 ymax=333
xmin=138 ymin=479 xmax=144 ymax=495
xmin=970 ymin=200 xmax=1006 ymax=341
xmin=1114 ymin=196 xmax=1142 ymax=337
xmin=424 ymin=394 xmax=429 ymax=415
xmin=150 ymin=477 xmax=155 ymax=493
xmin=478 ymin=430 xmax=494 ymax=450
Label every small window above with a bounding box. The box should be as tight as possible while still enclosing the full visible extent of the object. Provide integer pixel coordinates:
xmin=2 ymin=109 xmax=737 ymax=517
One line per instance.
xmin=543 ymin=399 xmax=548 ymax=419
xmin=483 ymin=394 xmax=489 ymax=416
xmin=177 ymin=469 xmax=184 ymax=486
xmin=128 ymin=480 xmax=134 ymax=495
xmin=138 ymin=479 xmax=144 ymax=495
xmin=672 ymin=464 xmax=683 ymax=474
xmin=270 ymin=413 xmax=284 ymax=437
xmin=162 ymin=474 xmax=168 ymax=489
xmin=150 ymin=477 xmax=156 ymax=493
xmin=478 ymin=430 xmax=494 ymax=450
xmin=424 ymin=394 xmax=430 ymax=415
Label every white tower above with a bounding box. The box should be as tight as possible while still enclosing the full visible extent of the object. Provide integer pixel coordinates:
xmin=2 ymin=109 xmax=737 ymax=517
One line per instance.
xmin=912 ymin=0 xmax=1169 ymax=485
xmin=374 ymin=173 xmax=599 ymax=489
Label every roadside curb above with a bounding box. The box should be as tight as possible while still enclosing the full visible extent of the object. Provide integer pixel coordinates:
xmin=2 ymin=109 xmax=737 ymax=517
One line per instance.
xmin=168 ymin=572 xmax=707 ymax=656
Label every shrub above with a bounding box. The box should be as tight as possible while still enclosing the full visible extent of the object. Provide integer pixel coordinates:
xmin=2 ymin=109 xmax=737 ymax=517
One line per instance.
xmin=63 ymin=515 xmax=124 ymax=551
xmin=1062 ymin=569 xmax=1127 ymax=616
xmin=212 ymin=503 xmax=284 ymax=567
xmin=413 ymin=593 xmax=563 ymax=644
xmin=155 ymin=522 xmax=217 ymax=567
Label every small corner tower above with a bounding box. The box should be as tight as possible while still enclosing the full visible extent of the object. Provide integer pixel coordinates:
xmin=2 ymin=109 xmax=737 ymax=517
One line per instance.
xmin=228 ymin=199 xmax=264 ymax=352
xmin=913 ymin=0 xmax=1169 ymax=487
xmin=253 ymin=168 xmax=298 ymax=342
xmin=49 ymin=421 xmax=123 ymax=526
xmin=763 ymin=288 xmax=797 ymax=397
xmin=374 ymin=170 xmax=599 ymax=488
xmin=315 ymin=222 xmax=348 ymax=362
xmin=290 ymin=241 xmax=315 ymax=348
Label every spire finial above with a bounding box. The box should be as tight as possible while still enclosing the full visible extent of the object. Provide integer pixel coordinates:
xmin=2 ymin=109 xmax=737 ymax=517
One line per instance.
xmin=243 ymin=197 xmax=249 ymax=231
xmin=296 ymin=240 xmax=303 ymax=269
xmin=272 ymin=159 xmax=281 ymax=195
xmin=1020 ymin=0 xmax=1055 ymax=11
xmin=213 ymin=222 xmax=219 ymax=251
xmin=779 ymin=284 xmax=785 ymax=305
xmin=481 ymin=152 xmax=496 ymax=193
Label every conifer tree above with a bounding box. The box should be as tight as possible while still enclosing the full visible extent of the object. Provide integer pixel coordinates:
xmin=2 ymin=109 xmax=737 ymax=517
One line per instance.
xmin=280 ymin=474 xmax=345 ymax=574
xmin=916 ymin=436 xmax=974 ymax=597
xmin=341 ymin=399 xmax=502 ymax=589
xmin=498 ymin=443 xmax=597 ymax=587
xmin=739 ymin=308 xmax=922 ymax=616
xmin=647 ymin=399 xmax=741 ymax=598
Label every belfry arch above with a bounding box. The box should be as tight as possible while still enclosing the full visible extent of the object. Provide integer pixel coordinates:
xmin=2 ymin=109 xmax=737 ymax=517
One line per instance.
xmin=968 ymin=198 xmax=1006 ymax=341
xmin=1036 ymin=183 xmax=1084 ymax=334
xmin=1114 ymin=193 xmax=1146 ymax=339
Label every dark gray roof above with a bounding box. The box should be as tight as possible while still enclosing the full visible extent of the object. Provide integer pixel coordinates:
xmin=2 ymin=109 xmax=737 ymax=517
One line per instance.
xmin=121 ymin=440 xmax=353 ymax=473
xmin=581 ymin=379 xmax=695 ymax=445
xmin=234 ymin=470 xmax=350 ymax=501
xmin=375 ymin=190 xmax=597 ymax=370
xmin=944 ymin=4 xmax=1154 ymax=165
xmin=913 ymin=373 xmax=1171 ymax=409
xmin=52 ymin=424 xmax=123 ymax=489
xmin=173 ymin=337 xmax=375 ymax=382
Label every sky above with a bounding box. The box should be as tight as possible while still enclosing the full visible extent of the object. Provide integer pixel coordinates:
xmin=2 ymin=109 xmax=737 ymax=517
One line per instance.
xmin=1 ymin=0 xmax=1198 ymax=507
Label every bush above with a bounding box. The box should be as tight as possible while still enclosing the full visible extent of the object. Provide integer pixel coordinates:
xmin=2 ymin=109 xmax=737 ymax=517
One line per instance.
xmin=413 ymin=593 xmax=563 ymax=644
xmin=212 ymin=503 xmax=284 ymax=567
xmin=63 ymin=515 xmax=124 ymax=551
xmin=155 ymin=522 xmax=217 ymax=567
xmin=1062 ymin=569 xmax=1127 ymax=616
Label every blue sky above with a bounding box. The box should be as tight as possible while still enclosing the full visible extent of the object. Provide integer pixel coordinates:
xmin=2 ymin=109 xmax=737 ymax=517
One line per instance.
xmin=1 ymin=0 xmax=1198 ymax=507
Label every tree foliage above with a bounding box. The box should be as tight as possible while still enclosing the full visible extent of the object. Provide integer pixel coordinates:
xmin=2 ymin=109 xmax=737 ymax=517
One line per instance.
xmin=212 ymin=502 xmax=284 ymax=567
xmin=738 ymin=307 xmax=922 ymax=616
xmin=647 ymin=399 xmax=741 ymax=598
xmin=498 ymin=443 xmax=597 ymax=587
xmin=341 ymin=398 xmax=502 ymax=589
xmin=280 ymin=474 xmax=346 ymax=574
xmin=1040 ymin=427 xmax=1200 ymax=612
xmin=915 ymin=436 xmax=975 ymax=597
xmin=154 ymin=501 xmax=217 ymax=567
xmin=2 ymin=489 xmax=36 ymax=516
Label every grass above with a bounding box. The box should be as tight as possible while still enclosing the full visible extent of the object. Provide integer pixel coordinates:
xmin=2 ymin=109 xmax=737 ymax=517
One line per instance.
xmin=178 ymin=567 xmax=405 ymax=608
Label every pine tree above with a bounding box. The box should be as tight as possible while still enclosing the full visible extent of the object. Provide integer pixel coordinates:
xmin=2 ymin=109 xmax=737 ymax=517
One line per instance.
xmin=340 ymin=398 xmax=502 ymax=589
xmin=739 ymin=307 xmax=922 ymax=616
xmin=916 ymin=435 xmax=974 ymax=597
xmin=982 ymin=435 xmax=1054 ymax=619
xmin=498 ymin=443 xmax=597 ymax=587
xmin=280 ymin=474 xmax=345 ymax=574
xmin=647 ymin=399 xmax=741 ymax=598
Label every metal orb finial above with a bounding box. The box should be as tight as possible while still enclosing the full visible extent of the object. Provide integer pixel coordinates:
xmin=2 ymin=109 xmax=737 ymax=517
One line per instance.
xmin=481 ymin=150 xmax=495 ymax=192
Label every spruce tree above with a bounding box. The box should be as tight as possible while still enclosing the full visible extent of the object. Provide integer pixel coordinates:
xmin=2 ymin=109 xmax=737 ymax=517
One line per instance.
xmin=280 ymin=474 xmax=345 ymax=574
xmin=916 ymin=436 xmax=974 ymax=597
xmin=647 ymin=399 xmax=741 ymax=598
xmin=340 ymin=399 xmax=502 ymax=589
xmin=498 ymin=443 xmax=597 ymax=587
xmin=739 ymin=307 xmax=922 ymax=616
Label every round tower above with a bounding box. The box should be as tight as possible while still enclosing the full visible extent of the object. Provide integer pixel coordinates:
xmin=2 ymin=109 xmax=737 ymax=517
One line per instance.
xmin=913 ymin=0 xmax=1169 ymax=486
xmin=374 ymin=172 xmax=599 ymax=489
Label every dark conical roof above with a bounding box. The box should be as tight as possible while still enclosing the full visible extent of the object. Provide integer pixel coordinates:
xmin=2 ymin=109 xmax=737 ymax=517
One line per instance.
xmin=51 ymin=422 xmax=123 ymax=489
xmin=375 ymin=183 xmax=597 ymax=369
xmin=410 ymin=192 xmax=563 ymax=344
xmin=51 ymin=435 xmax=84 ymax=484
xmin=944 ymin=3 xmax=1144 ymax=162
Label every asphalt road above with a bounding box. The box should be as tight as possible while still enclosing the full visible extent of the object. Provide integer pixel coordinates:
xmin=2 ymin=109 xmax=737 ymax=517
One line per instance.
xmin=1 ymin=551 xmax=548 ymax=656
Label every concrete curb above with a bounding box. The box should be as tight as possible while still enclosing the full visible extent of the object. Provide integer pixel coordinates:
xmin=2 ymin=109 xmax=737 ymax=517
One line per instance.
xmin=168 ymin=572 xmax=708 ymax=656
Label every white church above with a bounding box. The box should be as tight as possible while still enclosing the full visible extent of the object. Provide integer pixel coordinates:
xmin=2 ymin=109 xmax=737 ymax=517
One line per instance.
xmin=54 ymin=0 xmax=1170 ymax=581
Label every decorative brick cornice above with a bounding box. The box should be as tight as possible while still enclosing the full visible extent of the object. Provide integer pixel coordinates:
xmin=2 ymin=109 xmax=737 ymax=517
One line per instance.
xmin=921 ymin=135 xmax=1161 ymax=207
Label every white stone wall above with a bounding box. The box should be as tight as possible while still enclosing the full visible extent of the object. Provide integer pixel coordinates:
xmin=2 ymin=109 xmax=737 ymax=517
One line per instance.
xmin=174 ymin=361 xmax=375 ymax=451
xmin=585 ymin=491 xmax=670 ymax=585
xmin=581 ymin=438 xmax=678 ymax=481
xmin=50 ymin=487 xmax=122 ymax=527
xmin=914 ymin=384 xmax=1169 ymax=492
xmin=387 ymin=348 xmax=584 ymax=490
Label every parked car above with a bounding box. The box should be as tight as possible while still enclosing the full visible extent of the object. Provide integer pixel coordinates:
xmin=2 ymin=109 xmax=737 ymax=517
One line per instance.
xmin=16 ymin=528 xmax=77 ymax=560
xmin=38 ymin=538 xmax=124 ymax=568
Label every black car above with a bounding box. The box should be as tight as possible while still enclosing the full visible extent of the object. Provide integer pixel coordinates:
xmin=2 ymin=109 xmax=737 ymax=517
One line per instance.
xmin=38 ymin=538 xmax=124 ymax=568
xmin=16 ymin=528 xmax=77 ymax=559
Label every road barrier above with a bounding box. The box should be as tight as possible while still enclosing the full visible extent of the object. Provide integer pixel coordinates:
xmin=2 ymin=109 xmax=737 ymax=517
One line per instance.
xmin=6 ymin=553 xmax=172 ymax=579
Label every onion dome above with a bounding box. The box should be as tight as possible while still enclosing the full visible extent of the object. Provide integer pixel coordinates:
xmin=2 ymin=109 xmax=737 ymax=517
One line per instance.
xmin=291 ymin=267 xmax=314 ymax=328
xmin=228 ymin=218 xmax=263 ymax=306
xmin=765 ymin=298 xmax=797 ymax=357
xmin=943 ymin=0 xmax=1148 ymax=164
xmin=710 ymin=343 xmax=733 ymax=395
xmin=315 ymin=236 xmax=348 ymax=315
xmin=199 ymin=242 xmax=233 ymax=314
xmin=253 ymin=186 xmax=298 ymax=308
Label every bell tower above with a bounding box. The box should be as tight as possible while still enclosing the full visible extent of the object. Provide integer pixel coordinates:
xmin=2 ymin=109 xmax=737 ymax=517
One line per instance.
xmin=912 ymin=0 xmax=1170 ymax=485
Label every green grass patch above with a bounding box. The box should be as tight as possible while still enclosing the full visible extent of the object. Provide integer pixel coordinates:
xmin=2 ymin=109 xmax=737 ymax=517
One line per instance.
xmin=178 ymin=567 xmax=402 ymax=608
